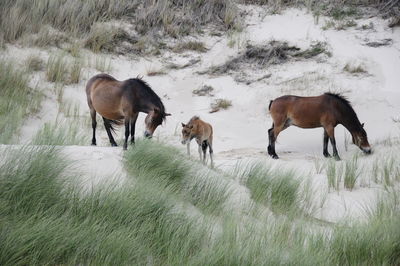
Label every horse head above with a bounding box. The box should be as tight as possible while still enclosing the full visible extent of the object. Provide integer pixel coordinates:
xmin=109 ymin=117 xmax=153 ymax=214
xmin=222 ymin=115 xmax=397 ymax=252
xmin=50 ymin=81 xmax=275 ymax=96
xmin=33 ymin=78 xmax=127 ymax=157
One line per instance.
xmin=181 ymin=123 xmax=194 ymax=145
xmin=352 ymin=123 xmax=371 ymax=154
xmin=144 ymin=108 xmax=171 ymax=138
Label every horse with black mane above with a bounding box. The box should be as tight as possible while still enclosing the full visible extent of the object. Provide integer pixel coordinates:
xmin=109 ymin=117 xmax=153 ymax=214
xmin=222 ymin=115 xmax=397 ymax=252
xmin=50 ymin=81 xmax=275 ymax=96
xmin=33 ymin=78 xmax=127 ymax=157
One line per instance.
xmin=86 ymin=74 xmax=170 ymax=150
xmin=267 ymin=92 xmax=371 ymax=160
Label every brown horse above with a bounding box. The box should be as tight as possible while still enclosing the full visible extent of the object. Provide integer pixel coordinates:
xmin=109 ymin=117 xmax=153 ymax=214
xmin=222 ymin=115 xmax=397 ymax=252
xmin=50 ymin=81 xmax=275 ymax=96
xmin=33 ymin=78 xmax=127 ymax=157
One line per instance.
xmin=86 ymin=74 xmax=170 ymax=150
xmin=267 ymin=93 xmax=371 ymax=160
xmin=181 ymin=116 xmax=214 ymax=167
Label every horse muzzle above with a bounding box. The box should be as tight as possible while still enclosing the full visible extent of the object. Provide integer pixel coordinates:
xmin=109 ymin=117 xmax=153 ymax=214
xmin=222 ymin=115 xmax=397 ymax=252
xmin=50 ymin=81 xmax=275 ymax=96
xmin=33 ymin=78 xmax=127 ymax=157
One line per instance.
xmin=144 ymin=131 xmax=153 ymax=139
xmin=362 ymin=147 xmax=372 ymax=154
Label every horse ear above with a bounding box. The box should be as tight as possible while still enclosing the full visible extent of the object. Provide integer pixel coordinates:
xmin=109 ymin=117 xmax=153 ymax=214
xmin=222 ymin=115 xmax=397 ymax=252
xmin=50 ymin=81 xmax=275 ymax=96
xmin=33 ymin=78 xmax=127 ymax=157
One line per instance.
xmin=181 ymin=123 xmax=186 ymax=127
xmin=362 ymin=123 xmax=365 ymax=128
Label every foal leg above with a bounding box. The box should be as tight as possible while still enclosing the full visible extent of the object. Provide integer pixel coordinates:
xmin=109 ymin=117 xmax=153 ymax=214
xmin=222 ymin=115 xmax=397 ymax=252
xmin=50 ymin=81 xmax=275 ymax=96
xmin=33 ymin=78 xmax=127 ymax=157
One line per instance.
xmin=103 ymin=117 xmax=118 ymax=147
xmin=196 ymin=139 xmax=203 ymax=162
xmin=90 ymin=108 xmax=97 ymax=146
xmin=326 ymin=126 xmax=340 ymax=160
xmin=130 ymin=113 xmax=139 ymax=144
xmin=123 ymin=119 xmax=130 ymax=150
xmin=323 ymin=129 xmax=331 ymax=158
xmin=208 ymin=138 xmax=214 ymax=168
xmin=187 ymin=142 xmax=191 ymax=157
xmin=202 ymin=140 xmax=208 ymax=165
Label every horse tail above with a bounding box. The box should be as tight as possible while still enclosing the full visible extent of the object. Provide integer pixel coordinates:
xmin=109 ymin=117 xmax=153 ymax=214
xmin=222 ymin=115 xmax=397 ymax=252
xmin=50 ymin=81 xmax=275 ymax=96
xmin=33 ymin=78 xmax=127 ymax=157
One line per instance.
xmin=268 ymin=100 xmax=274 ymax=110
xmin=107 ymin=119 xmax=124 ymax=133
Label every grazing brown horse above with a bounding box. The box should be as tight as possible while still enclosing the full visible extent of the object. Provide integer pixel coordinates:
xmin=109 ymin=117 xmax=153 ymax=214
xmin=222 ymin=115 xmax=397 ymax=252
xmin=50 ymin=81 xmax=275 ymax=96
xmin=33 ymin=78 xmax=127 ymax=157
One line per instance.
xmin=86 ymin=74 xmax=170 ymax=150
xmin=181 ymin=116 xmax=214 ymax=167
xmin=267 ymin=93 xmax=371 ymax=160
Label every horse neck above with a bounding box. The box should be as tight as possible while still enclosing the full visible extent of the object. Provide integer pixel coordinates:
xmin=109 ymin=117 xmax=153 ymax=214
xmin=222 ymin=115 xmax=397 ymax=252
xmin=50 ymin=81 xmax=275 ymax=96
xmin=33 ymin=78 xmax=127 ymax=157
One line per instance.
xmin=338 ymin=107 xmax=362 ymax=135
xmin=137 ymin=96 xmax=163 ymax=114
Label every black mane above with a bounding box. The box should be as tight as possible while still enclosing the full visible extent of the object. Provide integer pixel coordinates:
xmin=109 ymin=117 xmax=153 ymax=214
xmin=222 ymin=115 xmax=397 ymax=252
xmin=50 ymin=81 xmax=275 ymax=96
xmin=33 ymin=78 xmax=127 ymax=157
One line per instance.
xmin=124 ymin=77 xmax=166 ymax=119
xmin=325 ymin=92 xmax=361 ymax=126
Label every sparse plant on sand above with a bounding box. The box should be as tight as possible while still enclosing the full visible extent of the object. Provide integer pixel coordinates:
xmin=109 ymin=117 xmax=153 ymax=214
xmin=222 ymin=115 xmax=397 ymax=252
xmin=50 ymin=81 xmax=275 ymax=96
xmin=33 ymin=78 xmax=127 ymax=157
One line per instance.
xmin=26 ymin=54 xmax=45 ymax=72
xmin=343 ymin=62 xmax=367 ymax=74
xmin=344 ymin=155 xmax=360 ymax=190
xmin=46 ymin=53 xmax=69 ymax=83
xmin=84 ymin=24 xmax=134 ymax=54
xmin=210 ymin=98 xmax=232 ymax=113
xmin=93 ymin=56 xmax=112 ymax=73
xmin=32 ymin=119 xmax=88 ymax=146
xmin=146 ymin=65 xmax=166 ymax=76
xmin=192 ymin=85 xmax=214 ymax=97
xmin=173 ymin=41 xmax=207 ymax=53
xmin=0 ymin=58 xmax=42 ymax=144
xmin=326 ymin=159 xmax=343 ymax=191
xmin=68 ymin=59 xmax=84 ymax=84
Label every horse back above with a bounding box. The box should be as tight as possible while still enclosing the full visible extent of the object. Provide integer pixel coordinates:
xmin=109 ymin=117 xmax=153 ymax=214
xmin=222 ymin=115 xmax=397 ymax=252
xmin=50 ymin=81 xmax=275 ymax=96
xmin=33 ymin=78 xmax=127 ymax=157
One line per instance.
xmin=86 ymin=74 xmax=125 ymax=120
xmin=191 ymin=118 xmax=213 ymax=141
xmin=270 ymin=95 xmax=333 ymax=128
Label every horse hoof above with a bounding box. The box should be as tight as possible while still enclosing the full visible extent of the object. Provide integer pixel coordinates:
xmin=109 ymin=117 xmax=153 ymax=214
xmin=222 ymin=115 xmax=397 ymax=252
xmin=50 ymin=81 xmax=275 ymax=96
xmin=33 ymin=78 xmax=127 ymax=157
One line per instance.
xmin=111 ymin=143 xmax=118 ymax=147
xmin=323 ymin=153 xmax=331 ymax=158
xmin=91 ymin=143 xmax=96 ymax=146
xmin=334 ymin=156 xmax=341 ymax=161
xmin=271 ymin=154 xmax=279 ymax=159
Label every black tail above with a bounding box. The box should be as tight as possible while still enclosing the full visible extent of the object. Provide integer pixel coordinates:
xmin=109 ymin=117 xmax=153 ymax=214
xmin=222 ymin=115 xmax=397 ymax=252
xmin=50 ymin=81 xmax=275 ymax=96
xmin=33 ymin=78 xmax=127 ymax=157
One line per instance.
xmin=268 ymin=100 xmax=273 ymax=110
xmin=104 ymin=118 xmax=123 ymax=133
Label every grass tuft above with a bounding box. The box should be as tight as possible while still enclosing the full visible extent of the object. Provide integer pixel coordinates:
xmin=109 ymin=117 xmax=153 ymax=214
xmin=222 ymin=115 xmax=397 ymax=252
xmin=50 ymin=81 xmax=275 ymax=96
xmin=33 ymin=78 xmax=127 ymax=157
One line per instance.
xmin=343 ymin=62 xmax=367 ymax=74
xmin=26 ymin=54 xmax=45 ymax=72
xmin=0 ymin=58 xmax=42 ymax=143
xmin=46 ymin=53 xmax=69 ymax=83
xmin=344 ymin=156 xmax=360 ymax=191
xmin=173 ymin=41 xmax=207 ymax=53
xmin=32 ymin=119 xmax=88 ymax=146
xmin=210 ymin=98 xmax=232 ymax=113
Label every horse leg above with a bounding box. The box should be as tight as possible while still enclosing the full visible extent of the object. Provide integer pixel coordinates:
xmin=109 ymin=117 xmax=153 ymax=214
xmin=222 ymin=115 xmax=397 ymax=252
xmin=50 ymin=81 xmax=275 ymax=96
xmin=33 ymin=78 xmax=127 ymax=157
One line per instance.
xmin=267 ymin=124 xmax=275 ymax=157
xmin=187 ymin=142 xmax=191 ymax=157
xmin=102 ymin=117 xmax=118 ymax=147
xmin=208 ymin=138 xmax=214 ymax=168
xmin=268 ymin=121 xmax=286 ymax=159
xmin=130 ymin=113 xmax=139 ymax=144
xmin=326 ymin=126 xmax=340 ymax=160
xmin=90 ymin=108 xmax=97 ymax=145
xmin=123 ymin=119 xmax=130 ymax=150
xmin=202 ymin=140 xmax=208 ymax=164
xmin=197 ymin=140 xmax=203 ymax=162
xmin=323 ymin=129 xmax=331 ymax=158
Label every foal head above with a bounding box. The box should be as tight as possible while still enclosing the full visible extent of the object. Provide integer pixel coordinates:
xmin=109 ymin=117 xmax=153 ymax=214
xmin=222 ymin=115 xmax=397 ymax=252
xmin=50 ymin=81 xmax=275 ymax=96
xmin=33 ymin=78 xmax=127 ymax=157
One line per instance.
xmin=181 ymin=123 xmax=194 ymax=145
xmin=352 ymin=123 xmax=371 ymax=154
xmin=144 ymin=108 xmax=170 ymax=138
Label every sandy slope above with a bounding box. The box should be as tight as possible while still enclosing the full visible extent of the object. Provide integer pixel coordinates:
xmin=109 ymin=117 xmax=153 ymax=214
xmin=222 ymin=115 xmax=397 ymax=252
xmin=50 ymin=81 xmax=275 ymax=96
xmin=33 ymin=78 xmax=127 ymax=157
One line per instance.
xmin=2 ymin=7 xmax=400 ymax=221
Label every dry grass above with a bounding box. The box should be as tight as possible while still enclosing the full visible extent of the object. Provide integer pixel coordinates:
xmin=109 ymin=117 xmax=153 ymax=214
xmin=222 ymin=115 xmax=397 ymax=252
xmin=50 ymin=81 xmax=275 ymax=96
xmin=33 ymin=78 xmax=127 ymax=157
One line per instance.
xmin=26 ymin=55 xmax=45 ymax=72
xmin=146 ymin=68 xmax=167 ymax=76
xmin=343 ymin=62 xmax=367 ymax=74
xmin=84 ymin=24 xmax=136 ymax=54
xmin=46 ymin=53 xmax=69 ymax=83
xmin=193 ymin=85 xmax=215 ymax=97
xmin=210 ymin=98 xmax=232 ymax=113
xmin=206 ymin=40 xmax=329 ymax=76
xmin=173 ymin=41 xmax=207 ymax=53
